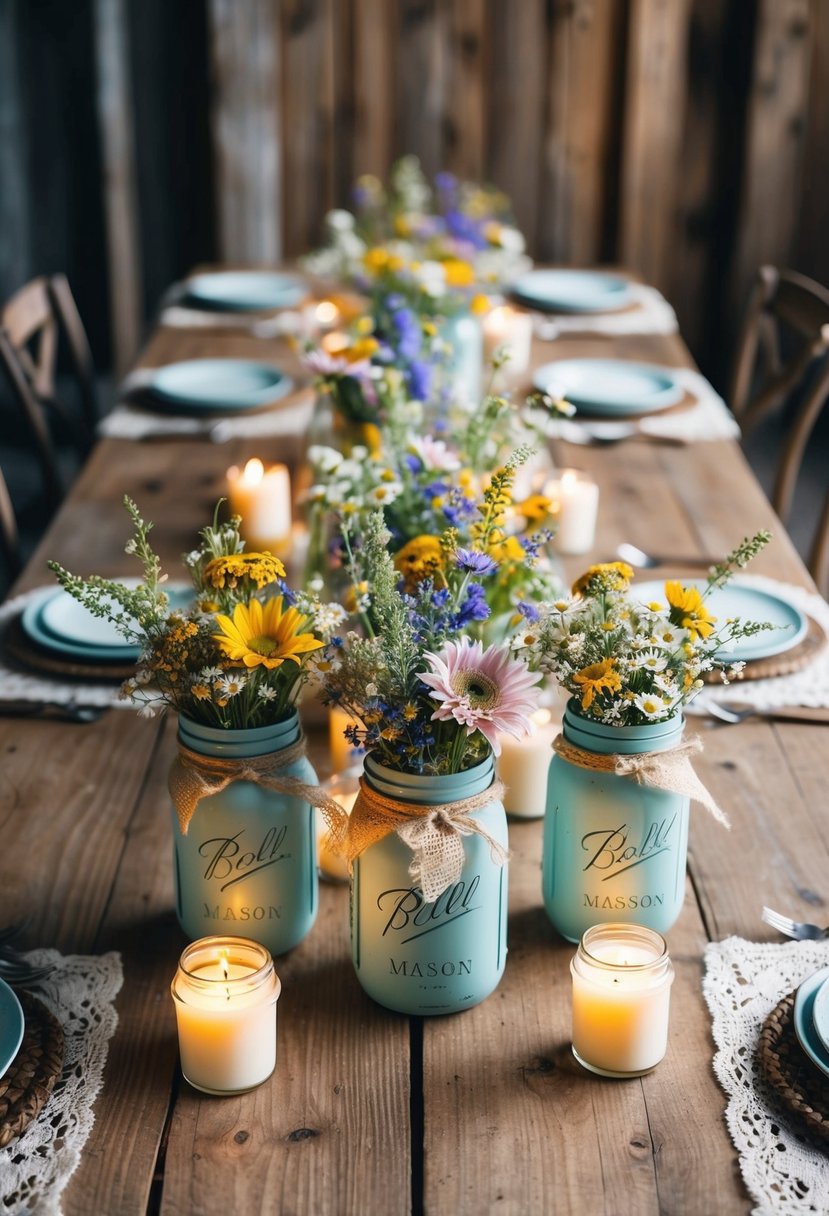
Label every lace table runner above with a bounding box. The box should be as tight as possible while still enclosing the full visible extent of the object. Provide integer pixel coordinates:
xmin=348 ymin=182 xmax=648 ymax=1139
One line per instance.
xmin=0 ymin=949 xmax=123 ymax=1215
xmin=532 ymin=283 xmax=679 ymax=339
xmin=0 ymin=590 xmax=130 ymax=710
xmin=704 ymin=937 xmax=829 ymax=1215
xmin=687 ymin=576 xmax=829 ymax=712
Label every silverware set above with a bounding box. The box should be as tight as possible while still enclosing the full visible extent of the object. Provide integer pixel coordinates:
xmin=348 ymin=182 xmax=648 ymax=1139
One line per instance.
xmin=762 ymin=906 xmax=829 ymax=941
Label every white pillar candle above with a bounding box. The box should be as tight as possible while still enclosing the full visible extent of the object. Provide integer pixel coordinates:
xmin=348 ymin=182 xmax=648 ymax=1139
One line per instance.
xmin=226 ymin=458 xmax=292 ymax=559
xmin=329 ymin=705 xmax=362 ymax=773
xmin=498 ymin=707 xmax=560 ymax=819
xmin=544 ymin=468 xmax=600 ymax=555
xmin=171 ymin=936 xmax=281 ymax=1095
xmin=482 ymin=304 xmax=533 ymax=377
xmin=570 ymin=923 xmax=674 ymax=1077
xmin=316 ymin=772 xmax=360 ymax=882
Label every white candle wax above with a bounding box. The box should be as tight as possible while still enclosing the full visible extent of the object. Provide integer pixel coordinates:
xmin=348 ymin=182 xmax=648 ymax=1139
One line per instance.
xmin=570 ymin=924 xmax=674 ymax=1077
xmin=498 ymin=707 xmax=560 ymax=819
xmin=545 ymin=469 xmax=600 ymax=555
xmin=329 ymin=705 xmax=361 ymax=772
xmin=227 ymin=458 xmax=292 ymax=559
xmin=171 ymin=936 xmax=281 ymax=1095
xmin=482 ymin=305 xmax=533 ymax=377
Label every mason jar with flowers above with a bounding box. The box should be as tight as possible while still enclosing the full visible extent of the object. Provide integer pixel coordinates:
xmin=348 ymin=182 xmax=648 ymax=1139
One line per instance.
xmin=313 ymin=477 xmax=543 ymax=1015
xmin=49 ymin=499 xmax=347 ymax=956
xmin=514 ymin=533 xmax=773 ymax=942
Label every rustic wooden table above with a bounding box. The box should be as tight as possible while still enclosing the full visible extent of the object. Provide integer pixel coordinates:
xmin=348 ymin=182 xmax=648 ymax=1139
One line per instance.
xmin=3 ymin=293 xmax=825 ymax=1215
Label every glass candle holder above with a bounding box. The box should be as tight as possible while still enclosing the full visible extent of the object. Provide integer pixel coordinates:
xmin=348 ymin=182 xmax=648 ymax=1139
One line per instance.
xmin=544 ymin=469 xmax=600 ymax=555
xmin=570 ymin=923 xmax=674 ymax=1078
xmin=317 ymin=769 xmax=360 ymax=883
xmin=171 ymin=936 xmax=281 ymax=1095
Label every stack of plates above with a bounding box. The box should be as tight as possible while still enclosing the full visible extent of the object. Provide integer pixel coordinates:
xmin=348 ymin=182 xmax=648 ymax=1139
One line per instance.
xmin=533 ymin=358 xmax=684 ymax=417
xmin=0 ymin=978 xmax=24 ymax=1082
xmin=630 ymin=578 xmax=808 ymax=664
xmin=146 ymin=359 xmax=294 ymax=415
xmin=794 ymin=966 xmax=829 ymax=1079
xmin=19 ymin=584 xmax=191 ymax=666
xmin=183 ymin=271 xmax=306 ymax=312
xmin=510 ymin=269 xmax=632 ymax=314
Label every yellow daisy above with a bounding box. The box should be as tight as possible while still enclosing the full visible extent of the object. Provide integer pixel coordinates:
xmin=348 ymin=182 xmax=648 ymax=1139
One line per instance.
xmin=213 ymin=597 xmax=322 ymax=670
xmin=664 ymin=581 xmax=716 ymax=641
xmin=572 ymin=658 xmax=622 ymax=710
xmin=203 ymin=553 xmax=285 ymax=591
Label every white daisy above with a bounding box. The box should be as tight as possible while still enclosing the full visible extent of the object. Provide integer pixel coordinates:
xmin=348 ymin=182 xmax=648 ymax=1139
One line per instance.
xmin=257 ymin=686 xmax=278 ymax=701
xmin=217 ymin=675 xmax=247 ymax=698
xmin=629 ymin=649 xmax=668 ymax=673
xmin=633 ymin=692 xmax=669 ymax=720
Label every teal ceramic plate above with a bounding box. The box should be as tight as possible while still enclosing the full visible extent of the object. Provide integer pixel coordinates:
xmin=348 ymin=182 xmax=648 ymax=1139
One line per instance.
xmin=184 ymin=271 xmax=305 ymax=312
xmin=811 ymin=971 xmax=829 ymax=1055
xmin=794 ymin=967 xmax=829 ymax=1080
xmin=22 ymin=584 xmax=192 ymax=662
xmin=0 ymin=976 xmax=24 ymax=1080
xmin=533 ymin=358 xmax=684 ymax=416
xmin=149 ymin=360 xmax=293 ymax=413
xmin=631 ymin=577 xmax=808 ymax=664
xmin=510 ymin=270 xmax=632 ymax=313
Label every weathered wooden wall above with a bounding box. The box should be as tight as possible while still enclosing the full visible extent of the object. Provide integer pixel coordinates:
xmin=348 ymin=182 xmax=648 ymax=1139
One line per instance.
xmin=2 ymin=0 xmax=827 ymax=385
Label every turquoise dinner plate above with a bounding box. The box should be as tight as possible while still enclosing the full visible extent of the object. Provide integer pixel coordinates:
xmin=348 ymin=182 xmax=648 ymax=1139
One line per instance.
xmin=22 ymin=585 xmax=192 ymax=662
xmin=794 ymin=967 xmax=829 ymax=1081
xmin=533 ymin=358 xmax=683 ymax=416
xmin=0 ymin=977 xmax=24 ymax=1081
xmin=184 ymin=271 xmax=306 ymax=312
xmin=149 ymin=359 xmax=293 ymax=413
xmin=812 ymin=970 xmax=829 ymax=1055
xmin=510 ymin=269 xmax=632 ymax=313
xmin=631 ymin=577 xmax=808 ymax=664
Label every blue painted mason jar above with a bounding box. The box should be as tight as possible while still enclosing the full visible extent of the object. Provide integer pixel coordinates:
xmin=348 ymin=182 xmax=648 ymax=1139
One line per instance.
xmin=542 ymin=703 xmax=689 ymax=943
xmin=351 ymin=753 xmax=508 ymax=1015
xmin=170 ymin=711 xmax=319 ymax=955
xmin=440 ymin=310 xmax=482 ymax=406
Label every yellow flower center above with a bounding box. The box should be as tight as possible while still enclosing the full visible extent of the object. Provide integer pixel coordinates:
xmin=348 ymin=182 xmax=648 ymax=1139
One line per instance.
xmin=249 ymin=635 xmax=280 ymax=657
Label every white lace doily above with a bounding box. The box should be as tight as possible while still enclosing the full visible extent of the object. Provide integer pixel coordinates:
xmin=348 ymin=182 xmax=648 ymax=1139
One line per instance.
xmin=0 ymin=949 xmax=123 ymax=1216
xmin=532 ymin=283 xmax=678 ymax=339
xmin=0 ymin=590 xmax=129 ymax=710
xmin=704 ymin=937 xmax=829 ymax=1215
xmin=687 ymin=575 xmax=829 ymax=712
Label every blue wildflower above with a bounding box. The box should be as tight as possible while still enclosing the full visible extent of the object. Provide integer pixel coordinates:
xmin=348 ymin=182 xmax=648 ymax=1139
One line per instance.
xmin=455 ymin=549 xmax=498 ymax=576
xmin=453 ymin=582 xmax=491 ymax=627
xmin=518 ymin=601 xmax=540 ymax=623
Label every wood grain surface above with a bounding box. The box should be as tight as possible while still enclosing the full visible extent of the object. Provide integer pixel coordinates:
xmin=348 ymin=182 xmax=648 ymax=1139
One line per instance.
xmin=3 ymin=273 xmax=822 ymax=1215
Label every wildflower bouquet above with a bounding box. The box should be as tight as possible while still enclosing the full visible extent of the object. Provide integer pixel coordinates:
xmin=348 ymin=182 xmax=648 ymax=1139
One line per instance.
xmin=304 ymin=155 xmax=530 ymax=305
xmin=48 ymin=498 xmax=346 ymax=729
xmin=517 ymin=532 xmax=774 ymax=727
xmin=314 ymin=509 xmax=543 ymax=775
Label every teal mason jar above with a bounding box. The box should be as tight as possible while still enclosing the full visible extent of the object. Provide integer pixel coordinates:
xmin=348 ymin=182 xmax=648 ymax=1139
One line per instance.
xmin=170 ymin=711 xmax=319 ymax=955
xmin=542 ymin=703 xmax=689 ymax=943
xmin=351 ymin=754 xmax=508 ymax=1015
xmin=440 ymin=310 xmax=482 ymax=406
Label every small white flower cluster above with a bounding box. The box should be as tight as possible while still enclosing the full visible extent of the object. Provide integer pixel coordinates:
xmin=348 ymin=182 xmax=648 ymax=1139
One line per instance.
xmin=306 ymin=444 xmax=405 ymax=513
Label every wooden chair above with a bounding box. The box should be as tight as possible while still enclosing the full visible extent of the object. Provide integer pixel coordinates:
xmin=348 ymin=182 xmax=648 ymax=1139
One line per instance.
xmin=0 ymin=464 xmax=21 ymax=581
xmin=730 ymin=265 xmax=829 ymax=594
xmin=0 ymin=274 xmax=98 ymax=506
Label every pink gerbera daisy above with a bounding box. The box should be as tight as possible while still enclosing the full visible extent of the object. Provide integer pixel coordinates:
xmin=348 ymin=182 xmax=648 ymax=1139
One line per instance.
xmin=419 ymin=637 xmax=542 ymax=755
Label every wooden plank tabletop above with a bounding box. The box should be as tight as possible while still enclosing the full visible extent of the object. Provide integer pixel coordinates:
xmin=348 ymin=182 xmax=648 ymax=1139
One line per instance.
xmin=3 ymin=280 xmax=825 ymax=1216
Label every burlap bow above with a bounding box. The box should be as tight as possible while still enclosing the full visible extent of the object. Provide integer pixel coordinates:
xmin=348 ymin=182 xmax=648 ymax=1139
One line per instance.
xmin=552 ymin=733 xmax=730 ymax=827
xmin=342 ymin=776 xmax=508 ymax=902
xmin=169 ymin=735 xmax=349 ymax=839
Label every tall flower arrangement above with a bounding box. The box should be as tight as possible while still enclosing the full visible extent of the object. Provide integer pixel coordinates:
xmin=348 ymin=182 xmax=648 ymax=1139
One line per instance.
xmin=312 ymin=503 xmax=544 ymax=775
xmin=49 ymin=499 xmax=345 ymax=728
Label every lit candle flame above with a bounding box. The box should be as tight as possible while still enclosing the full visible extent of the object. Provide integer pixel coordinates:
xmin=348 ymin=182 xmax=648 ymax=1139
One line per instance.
xmin=315 ymin=300 xmax=339 ymax=325
xmin=242 ymin=458 xmax=265 ymax=486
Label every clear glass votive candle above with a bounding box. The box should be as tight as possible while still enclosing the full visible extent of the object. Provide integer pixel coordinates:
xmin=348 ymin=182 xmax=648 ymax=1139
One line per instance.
xmin=570 ymin=923 xmax=674 ymax=1078
xmin=171 ymin=936 xmax=281 ymax=1096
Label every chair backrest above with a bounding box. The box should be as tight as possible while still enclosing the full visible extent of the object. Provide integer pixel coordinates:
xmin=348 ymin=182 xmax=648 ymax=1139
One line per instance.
xmin=0 ymin=463 xmax=21 ymax=582
xmin=730 ymin=265 xmax=829 ymax=595
xmin=0 ymin=274 xmax=98 ymax=457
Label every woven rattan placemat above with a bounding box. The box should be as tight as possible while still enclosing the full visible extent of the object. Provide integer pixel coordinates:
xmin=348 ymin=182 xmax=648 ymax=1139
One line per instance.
xmin=0 ymin=990 xmax=65 ymax=1148
xmin=2 ymin=614 xmax=135 ymax=683
xmin=703 ymin=614 xmax=827 ymax=684
xmin=758 ymin=990 xmax=829 ymax=1147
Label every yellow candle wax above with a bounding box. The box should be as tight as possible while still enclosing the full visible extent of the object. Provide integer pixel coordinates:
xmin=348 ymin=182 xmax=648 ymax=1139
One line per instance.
xmin=226 ymin=458 xmax=292 ymax=559
xmin=570 ymin=924 xmax=674 ymax=1077
xmin=171 ymin=936 xmax=281 ymax=1095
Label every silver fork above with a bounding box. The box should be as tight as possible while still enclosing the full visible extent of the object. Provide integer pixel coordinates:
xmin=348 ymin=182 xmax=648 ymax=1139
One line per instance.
xmin=762 ymin=905 xmax=829 ymax=940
